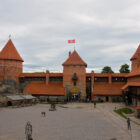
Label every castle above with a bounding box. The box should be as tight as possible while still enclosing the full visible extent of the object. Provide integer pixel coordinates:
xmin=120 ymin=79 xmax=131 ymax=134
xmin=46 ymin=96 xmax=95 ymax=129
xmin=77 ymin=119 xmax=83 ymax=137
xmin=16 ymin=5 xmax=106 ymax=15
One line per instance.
xmin=0 ymin=39 xmax=140 ymax=108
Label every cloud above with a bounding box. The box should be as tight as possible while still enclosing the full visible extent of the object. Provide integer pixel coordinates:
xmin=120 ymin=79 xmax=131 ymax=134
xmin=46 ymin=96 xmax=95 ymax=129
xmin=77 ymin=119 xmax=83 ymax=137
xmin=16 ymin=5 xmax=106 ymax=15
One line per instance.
xmin=0 ymin=0 xmax=140 ymax=73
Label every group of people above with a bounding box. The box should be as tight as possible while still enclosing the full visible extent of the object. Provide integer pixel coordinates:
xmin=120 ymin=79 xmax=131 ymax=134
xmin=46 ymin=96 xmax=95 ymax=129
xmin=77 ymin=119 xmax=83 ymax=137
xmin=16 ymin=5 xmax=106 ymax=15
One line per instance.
xmin=68 ymin=94 xmax=80 ymax=102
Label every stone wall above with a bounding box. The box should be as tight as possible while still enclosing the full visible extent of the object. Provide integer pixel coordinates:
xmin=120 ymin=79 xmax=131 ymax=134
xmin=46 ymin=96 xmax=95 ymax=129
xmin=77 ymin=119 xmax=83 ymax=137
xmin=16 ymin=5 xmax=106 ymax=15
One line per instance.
xmin=0 ymin=79 xmax=19 ymax=94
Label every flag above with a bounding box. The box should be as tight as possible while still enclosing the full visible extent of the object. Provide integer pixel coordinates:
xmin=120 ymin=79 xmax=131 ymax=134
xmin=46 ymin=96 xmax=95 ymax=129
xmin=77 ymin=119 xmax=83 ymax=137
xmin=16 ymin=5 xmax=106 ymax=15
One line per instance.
xmin=68 ymin=39 xmax=75 ymax=43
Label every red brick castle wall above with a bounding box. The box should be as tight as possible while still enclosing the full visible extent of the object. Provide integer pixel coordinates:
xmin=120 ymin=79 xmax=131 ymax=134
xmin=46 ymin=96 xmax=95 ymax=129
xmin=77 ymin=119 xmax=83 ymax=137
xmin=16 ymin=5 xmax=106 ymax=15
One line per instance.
xmin=0 ymin=60 xmax=22 ymax=81
xmin=63 ymin=65 xmax=86 ymax=99
xmin=0 ymin=39 xmax=23 ymax=82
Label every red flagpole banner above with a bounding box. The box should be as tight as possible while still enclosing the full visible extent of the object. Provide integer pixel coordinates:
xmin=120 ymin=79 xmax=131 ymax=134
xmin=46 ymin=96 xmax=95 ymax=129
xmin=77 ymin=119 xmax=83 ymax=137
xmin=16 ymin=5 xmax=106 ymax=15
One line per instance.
xmin=68 ymin=39 xmax=75 ymax=43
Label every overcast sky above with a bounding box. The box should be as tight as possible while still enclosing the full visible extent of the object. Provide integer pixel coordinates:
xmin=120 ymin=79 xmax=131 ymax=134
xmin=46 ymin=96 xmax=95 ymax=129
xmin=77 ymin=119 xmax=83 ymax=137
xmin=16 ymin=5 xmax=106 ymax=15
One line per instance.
xmin=0 ymin=0 xmax=140 ymax=73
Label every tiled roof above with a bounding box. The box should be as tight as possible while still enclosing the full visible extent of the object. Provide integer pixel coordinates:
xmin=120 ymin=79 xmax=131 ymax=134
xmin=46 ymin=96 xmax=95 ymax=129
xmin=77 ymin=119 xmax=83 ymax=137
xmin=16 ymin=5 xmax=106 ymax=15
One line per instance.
xmin=111 ymin=73 xmax=128 ymax=77
xmin=86 ymin=73 xmax=128 ymax=77
xmin=0 ymin=39 xmax=23 ymax=62
xmin=19 ymin=73 xmax=63 ymax=77
xmin=93 ymin=83 xmax=125 ymax=95
xmin=121 ymin=84 xmax=129 ymax=90
xmin=122 ymin=82 xmax=140 ymax=90
xmin=20 ymin=73 xmax=46 ymax=77
xmin=49 ymin=73 xmax=63 ymax=76
xmin=94 ymin=73 xmax=128 ymax=77
xmin=135 ymin=106 xmax=140 ymax=110
xmin=24 ymin=82 xmax=65 ymax=96
xmin=127 ymin=71 xmax=140 ymax=77
xmin=130 ymin=44 xmax=140 ymax=60
xmin=6 ymin=95 xmax=24 ymax=101
xmin=20 ymin=72 xmax=128 ymax=78
xmin=62 ymin=50 xmax=87 ymax=67
xmin=21 ymin=95 xmax=36 ymax=99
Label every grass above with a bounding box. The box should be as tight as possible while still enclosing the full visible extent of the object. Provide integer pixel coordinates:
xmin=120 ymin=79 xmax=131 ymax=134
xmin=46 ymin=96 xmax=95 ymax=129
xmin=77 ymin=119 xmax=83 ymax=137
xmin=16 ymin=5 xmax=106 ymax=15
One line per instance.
xmin=114 ymin=110 xmax=128 ymax=119
xmin=131 ymin=120 xmax=140 ymax=125
xmin=114 ymin=109 xmax=140 ymax=125
xmin=57 ymin=105 xmax=69 ymax=108
xmin=119 ymin=108 xmax=133 ymax=114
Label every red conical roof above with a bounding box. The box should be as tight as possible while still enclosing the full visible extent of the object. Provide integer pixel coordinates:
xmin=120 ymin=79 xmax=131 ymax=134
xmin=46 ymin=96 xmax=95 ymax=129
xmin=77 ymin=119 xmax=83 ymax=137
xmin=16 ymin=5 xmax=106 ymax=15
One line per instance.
xmin=130 ymin=44 xmax=140 ymax=61
xmin=0 ymin=39 xmax=23 ymax=62
xmin=62 ymin=50 xmax=87 ymax=67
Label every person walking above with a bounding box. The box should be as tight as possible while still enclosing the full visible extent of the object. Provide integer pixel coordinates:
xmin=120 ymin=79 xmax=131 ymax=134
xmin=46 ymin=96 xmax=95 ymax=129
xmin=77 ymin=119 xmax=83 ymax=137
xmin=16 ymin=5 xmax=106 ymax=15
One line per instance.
xmin=127 ymin=118 xmax=131 ymax=130
xmin=93 ymin=101 xmax=96 ymax=108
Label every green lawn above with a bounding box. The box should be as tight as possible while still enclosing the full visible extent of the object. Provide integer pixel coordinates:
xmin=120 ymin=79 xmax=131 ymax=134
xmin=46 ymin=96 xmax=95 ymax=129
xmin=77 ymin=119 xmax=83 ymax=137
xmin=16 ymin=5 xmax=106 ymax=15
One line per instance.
xmin=114 ymin=110 xmax=128 ymax=119
xmin=114 ymin=108 xmax=140 ymax=125
xmin=119 ymin=107 xmax=133 ymax=114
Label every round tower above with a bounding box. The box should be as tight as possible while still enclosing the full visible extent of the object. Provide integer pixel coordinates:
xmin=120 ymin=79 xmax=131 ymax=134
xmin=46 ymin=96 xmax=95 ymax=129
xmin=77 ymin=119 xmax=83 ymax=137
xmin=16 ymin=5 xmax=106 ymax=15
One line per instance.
xmin=0 ymin=39 xmax=23 ymax=82
xmin=130 ymin=45 xmax=140 ymax=72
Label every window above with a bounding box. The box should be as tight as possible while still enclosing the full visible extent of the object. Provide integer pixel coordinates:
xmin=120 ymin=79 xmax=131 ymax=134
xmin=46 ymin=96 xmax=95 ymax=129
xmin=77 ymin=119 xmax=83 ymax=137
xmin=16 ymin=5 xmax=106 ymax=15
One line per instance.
xmin=49 ymin=76 xmax=63 ymax=82
xmin=74 ymin=81 xmax=76 ymax=86
xmin=112 ymin=77 xmax=127 ymax=83
xmin=94 ymin=77 xmax=108 ymax=83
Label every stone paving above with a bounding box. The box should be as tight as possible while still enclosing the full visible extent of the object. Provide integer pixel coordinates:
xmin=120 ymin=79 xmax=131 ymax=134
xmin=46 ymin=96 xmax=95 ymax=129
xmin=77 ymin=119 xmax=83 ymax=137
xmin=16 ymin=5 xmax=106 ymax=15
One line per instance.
xmin=96 ymin=103 xmax=140 ymax=140
xmin=0 ymin=103 xmax=139 ymax=140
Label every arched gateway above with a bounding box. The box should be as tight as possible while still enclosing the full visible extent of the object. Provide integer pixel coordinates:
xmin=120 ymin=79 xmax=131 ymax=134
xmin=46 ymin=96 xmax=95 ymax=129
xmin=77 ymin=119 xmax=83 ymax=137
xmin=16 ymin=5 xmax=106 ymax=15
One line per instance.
xmin=69 ymin=86 xmax=81 ymax=101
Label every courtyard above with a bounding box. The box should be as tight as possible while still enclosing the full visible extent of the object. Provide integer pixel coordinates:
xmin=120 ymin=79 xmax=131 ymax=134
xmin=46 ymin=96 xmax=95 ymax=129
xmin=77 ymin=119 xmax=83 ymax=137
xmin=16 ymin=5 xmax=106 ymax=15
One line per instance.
xmin=0 ymin=103 xmax=140 ymax=140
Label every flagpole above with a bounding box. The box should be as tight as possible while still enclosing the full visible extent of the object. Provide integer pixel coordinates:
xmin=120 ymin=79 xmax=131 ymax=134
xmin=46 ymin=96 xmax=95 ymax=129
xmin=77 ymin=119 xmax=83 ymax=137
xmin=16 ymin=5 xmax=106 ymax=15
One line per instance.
xmin=74 ymin=39 xmax=75 ymax=50
xmin=68 ymin=39 xmax=76 ymax=51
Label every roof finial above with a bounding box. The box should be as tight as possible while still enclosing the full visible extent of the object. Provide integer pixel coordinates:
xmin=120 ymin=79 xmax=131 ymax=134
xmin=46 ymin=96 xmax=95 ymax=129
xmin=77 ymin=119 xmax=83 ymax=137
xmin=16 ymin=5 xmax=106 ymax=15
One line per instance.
xmin=9 ymin=34 xmax=11 ymax=40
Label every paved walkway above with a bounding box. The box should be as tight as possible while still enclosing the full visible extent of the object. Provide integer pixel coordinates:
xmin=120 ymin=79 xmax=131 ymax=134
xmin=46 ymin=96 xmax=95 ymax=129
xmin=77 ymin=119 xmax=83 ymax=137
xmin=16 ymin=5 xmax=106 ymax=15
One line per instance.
xmin=96 ymin=103 xmax=140 ymax=140
xmin=0 ymin=103 xmax=139 ymax=140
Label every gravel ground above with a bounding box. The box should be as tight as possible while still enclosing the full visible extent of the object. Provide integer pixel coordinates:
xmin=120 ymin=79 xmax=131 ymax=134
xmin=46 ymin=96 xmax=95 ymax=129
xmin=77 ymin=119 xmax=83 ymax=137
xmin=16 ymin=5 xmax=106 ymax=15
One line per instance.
xmin=0 ymin=103 xmax=139 ymax=140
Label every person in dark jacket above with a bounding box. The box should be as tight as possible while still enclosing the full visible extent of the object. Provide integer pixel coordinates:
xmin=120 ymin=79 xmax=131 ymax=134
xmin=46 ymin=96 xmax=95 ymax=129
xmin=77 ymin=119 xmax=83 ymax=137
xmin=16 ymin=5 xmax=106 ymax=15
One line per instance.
xmin=127 ymin=118 xmax=131 ymax=130
xmin=93 ymin=101 xmax=96 ymax=108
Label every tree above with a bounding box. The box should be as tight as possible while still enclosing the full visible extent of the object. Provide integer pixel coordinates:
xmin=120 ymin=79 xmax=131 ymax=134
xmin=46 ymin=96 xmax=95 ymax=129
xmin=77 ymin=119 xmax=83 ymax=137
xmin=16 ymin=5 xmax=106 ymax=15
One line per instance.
xmin=119 ymin=64 xmax=130 ymax=73
xmin=101 ymin=66 xmax=114 ymax=73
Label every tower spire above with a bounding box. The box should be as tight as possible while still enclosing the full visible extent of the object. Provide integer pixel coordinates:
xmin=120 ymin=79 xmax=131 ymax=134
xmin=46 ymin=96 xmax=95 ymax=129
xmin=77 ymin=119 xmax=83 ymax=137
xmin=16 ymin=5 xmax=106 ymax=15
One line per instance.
xmin=9 ymin=34 xmax=11 ymax=40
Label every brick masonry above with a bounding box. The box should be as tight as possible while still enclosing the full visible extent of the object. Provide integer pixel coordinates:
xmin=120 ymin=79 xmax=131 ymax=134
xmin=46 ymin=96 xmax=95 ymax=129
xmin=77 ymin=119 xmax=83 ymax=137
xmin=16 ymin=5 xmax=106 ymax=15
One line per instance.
xmin=63 ymin=65 xmax=86 ymax=99
xmin=0 ymin=59 xmax=22 ymax=81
